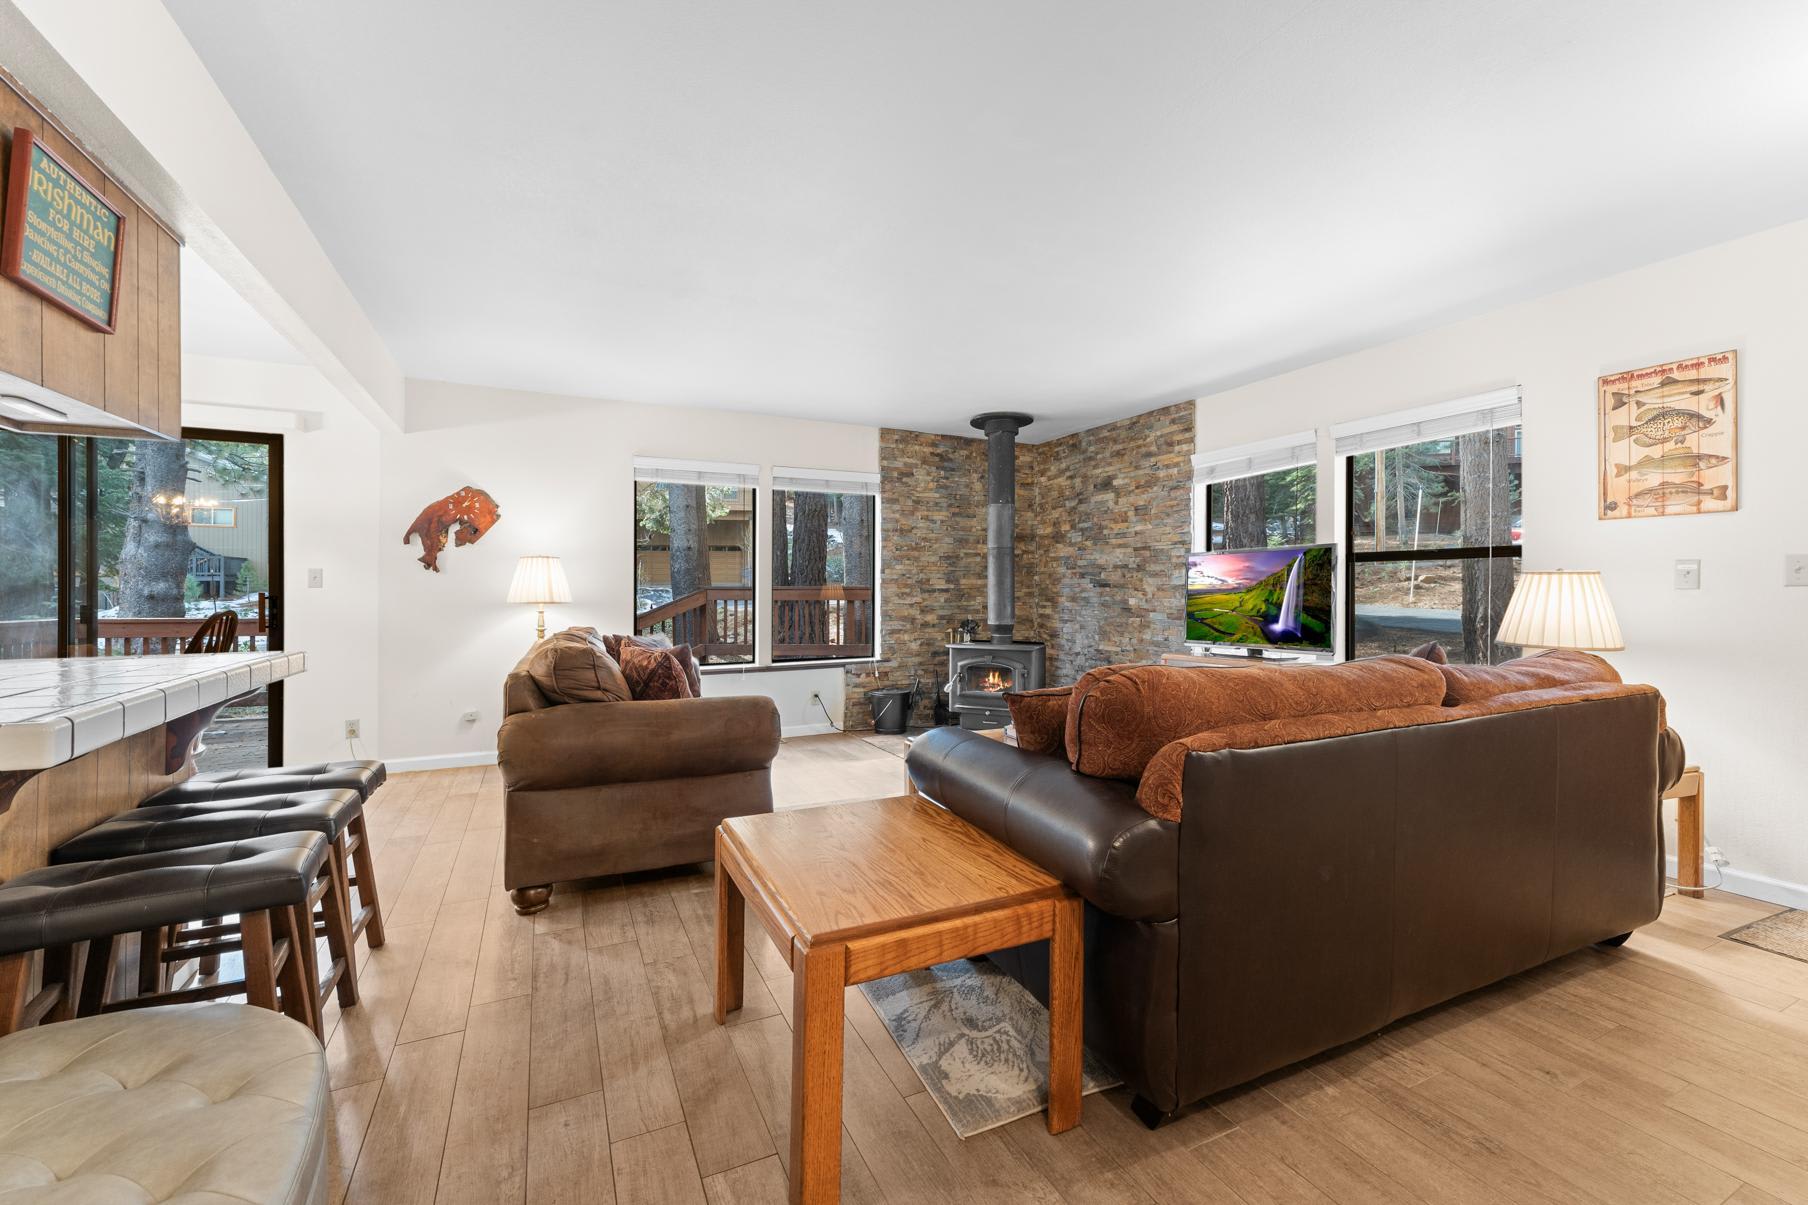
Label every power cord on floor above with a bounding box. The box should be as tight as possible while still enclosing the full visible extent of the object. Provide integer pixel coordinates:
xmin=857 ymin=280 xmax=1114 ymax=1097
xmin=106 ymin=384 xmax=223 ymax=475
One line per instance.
xmin=1668 ymin=823 xmax=1726 ymax=896
xmin=815 ymin=694 xmax=843 ymax=733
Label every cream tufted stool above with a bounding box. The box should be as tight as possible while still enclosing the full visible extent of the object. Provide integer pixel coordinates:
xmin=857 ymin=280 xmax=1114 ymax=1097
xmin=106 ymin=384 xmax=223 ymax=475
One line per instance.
xmin=0 ymin=1003 xmax=328 ymax=1203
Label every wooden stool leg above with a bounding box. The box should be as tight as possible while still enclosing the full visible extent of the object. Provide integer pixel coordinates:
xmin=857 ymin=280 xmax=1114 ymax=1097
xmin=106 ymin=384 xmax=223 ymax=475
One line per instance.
xmin=282 ymin=903 xmax=321 ymax=1037
xmin=137 ymin=927 xmax=165 ymax=997
xmin=78 ymin=935 xmax=115 ymax=1017
xmin=240 ymin=909 xmax=281 ymax=1015
xmin=1046 ymin=894 xmax=1084 ymax=1134
xmin=322 ymin=844 xmax=359 ymax=1007
xmin=42 ymin=943 xmax=84 ymax=1024
xmin=348 ymin=814 xmax=386 ymax=949
xmin=198 ymin=917 xmax=224 ymax=978
xmin=714 ymin=840 xmax=745 ymax=1023
xmin=790 ymin=942 xmax=845 ymax=1205
xmin=0 ymin=952 xmax=30 ymax=1037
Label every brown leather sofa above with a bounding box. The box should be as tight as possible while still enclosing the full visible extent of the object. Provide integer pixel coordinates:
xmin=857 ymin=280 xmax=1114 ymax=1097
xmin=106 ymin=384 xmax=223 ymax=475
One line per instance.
xmin=498 ymin=641 xmax=781 ymax=914
xmin=905 ymin=652 xmax=1686 ymax=1126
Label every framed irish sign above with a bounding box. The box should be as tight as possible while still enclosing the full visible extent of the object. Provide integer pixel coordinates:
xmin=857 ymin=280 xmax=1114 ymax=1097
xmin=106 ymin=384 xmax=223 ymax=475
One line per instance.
xmin=2 ymin=128 xmax=127 ymax=333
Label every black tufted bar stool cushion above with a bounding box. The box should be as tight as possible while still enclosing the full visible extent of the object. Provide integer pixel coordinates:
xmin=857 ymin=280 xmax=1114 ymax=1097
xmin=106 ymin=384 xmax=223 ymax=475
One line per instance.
xmin=0 ymin=833 xmax=328 ymax=958
xmin=54 ymin=789 xmax=362 ymax=864
xmin=140 ymin=760 xmax=386 ymax=806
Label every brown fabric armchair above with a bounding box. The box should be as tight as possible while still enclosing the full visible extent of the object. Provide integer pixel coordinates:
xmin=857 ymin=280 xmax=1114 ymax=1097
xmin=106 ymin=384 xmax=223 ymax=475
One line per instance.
xmin=498 ymin=645 xmax=780 ymax=914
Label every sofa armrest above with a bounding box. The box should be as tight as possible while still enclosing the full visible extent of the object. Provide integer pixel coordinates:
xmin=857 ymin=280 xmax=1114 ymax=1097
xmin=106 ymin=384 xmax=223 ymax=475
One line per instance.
xmin=906 ymin=727 xmax=1178 ymax=922
xmin=499 ymin=695 xmax=781 ymax=792
xmin=1659 ymin=727 xmax=1687 ymax=795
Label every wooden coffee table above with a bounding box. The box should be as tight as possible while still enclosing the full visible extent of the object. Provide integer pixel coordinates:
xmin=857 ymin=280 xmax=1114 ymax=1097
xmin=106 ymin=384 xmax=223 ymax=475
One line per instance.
xmin=715 ymin=795 xmax=1083 ymax=1204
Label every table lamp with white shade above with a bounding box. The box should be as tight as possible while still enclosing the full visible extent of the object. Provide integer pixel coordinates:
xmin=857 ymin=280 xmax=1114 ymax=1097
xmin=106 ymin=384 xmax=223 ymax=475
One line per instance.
xmin=1495 ymin=569 xmax=1624 ymax=653
xmin=507 ymin=555 xmax=572 ymax=642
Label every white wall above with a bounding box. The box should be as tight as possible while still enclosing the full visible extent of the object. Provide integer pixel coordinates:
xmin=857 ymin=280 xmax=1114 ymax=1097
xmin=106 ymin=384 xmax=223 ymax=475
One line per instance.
xmin=182 ymin=355 xmax=383 ymax=763
xmin=1195 ymin=217 xmax=1808 ymax=902
xmin=378 ymin=380 xmax=878 ymax=767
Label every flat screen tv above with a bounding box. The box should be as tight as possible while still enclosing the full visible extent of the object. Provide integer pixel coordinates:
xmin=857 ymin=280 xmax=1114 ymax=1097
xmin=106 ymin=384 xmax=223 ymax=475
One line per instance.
xmin=1186 ymin=544 xmax=1335 ymax=653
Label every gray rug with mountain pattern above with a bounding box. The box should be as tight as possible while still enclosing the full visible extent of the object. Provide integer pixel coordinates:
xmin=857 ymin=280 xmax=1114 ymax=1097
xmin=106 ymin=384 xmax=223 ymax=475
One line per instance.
xmin=859 ymin=957 xmax=1120 ymax=1138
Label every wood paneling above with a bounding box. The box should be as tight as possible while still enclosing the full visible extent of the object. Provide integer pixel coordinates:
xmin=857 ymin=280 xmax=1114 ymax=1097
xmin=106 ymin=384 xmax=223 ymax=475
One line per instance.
xmin=0 ymin=75 xmax=181 ymax=437
xmin=102 ymin=180 xmax=140 ymax=421
xmin=0 ymin=88 xmax=42 ymax=383
xmin=0 ymin=726 xmax=181 ymax=882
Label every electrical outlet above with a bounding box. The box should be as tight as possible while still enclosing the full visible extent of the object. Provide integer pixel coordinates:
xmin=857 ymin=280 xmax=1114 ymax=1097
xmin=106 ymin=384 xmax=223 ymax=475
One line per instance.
xmin=343 ymin=719 xmax=360 ymax=740
xmin=1673 ymin=559 xmax=1700 ymax=590
xmin=1707 ymin=845 xmax=1730 ymax=867
xmin=1787 ymin=555 xmax=1808 ymax=587
xmin=307 ymin=568 xmax=324 ymax=589
xmin=460 ymin=709 xmax=479 ymax=723
xmin=809 ymin=691 xmax=822 ymax=707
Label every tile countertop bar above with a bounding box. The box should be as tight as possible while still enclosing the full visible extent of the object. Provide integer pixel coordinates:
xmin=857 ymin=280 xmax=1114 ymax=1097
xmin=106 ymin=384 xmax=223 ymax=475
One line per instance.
xmin=0 ymin=651 xmax=306 ymax=771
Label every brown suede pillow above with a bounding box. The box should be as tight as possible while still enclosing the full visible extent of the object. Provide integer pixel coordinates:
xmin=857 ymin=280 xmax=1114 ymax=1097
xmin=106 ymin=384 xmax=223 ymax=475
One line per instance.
xmin=1065 ymin=655 xmax=1447 ymax=780
xmin=1437 ymin=649 xmax=1621 ymax=706
xmin=667 ymin=643 xmax=703 ymax=695
xmin=1006 ymin=686 xmax=1072 ymax=755
xmin=526 ymin=636 xmax=630 ymax=704
xmin=620 ymin=643 xmax=694 ymax=700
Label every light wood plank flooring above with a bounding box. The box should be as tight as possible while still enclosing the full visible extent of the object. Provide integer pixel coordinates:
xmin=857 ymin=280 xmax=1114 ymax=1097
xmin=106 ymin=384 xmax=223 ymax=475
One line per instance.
xmin=315 ymin=734 xmax=1808 ymax=1204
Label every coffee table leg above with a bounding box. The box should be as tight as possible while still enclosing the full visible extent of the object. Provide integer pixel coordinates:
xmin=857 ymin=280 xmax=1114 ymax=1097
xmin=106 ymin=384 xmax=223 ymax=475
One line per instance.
xmin=790 ymin=941 xmax=845 ymax=1204
xmin=714 ymin=835 xmax=745 ymax=1024
xmin=1047 ymin=894 xmax=1083 ymax=1133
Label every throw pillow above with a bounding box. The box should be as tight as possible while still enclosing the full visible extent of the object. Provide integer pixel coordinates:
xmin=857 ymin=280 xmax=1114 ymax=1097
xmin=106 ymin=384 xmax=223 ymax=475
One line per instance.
xmin=667 ymin=642 xmax=704 ymax=695
xmin=620 ymin=643 xmax=695 ymax=700
xmin=1407 ymin=640 xmax=1448 ymax=664
xmin=526 ymin=637 xmax=631 ymax=704
xmin=1006 ymin=686 xmax=1073 ymax=755
xmin=598 ymin=630 xmax=673 ymax=660
xmin=1437 ymin=649 xmax=1621 ymax=706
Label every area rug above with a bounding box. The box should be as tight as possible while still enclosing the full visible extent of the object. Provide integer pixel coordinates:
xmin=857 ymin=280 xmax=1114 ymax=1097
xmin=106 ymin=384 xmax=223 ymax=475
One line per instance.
xmin=859 ymin=958 xmax=1120 ymax=1138
xmin=1721 ymin=909 xmax=1808 ymax=963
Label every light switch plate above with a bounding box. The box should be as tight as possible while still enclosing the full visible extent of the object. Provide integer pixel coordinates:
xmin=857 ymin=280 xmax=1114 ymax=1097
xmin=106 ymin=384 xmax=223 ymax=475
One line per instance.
xmin=1788 ymin=555 xmax=1808 ymax=587
xmin=307 ymin=568 xmax=324 ymax=589
xmin=1674 ymin=559 xmax=1700 ymax=590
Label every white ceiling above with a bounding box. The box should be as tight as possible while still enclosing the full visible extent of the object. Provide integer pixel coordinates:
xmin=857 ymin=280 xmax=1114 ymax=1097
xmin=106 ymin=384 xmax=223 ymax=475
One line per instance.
xmin=164 ymin=0 xmax=1808 ymax=440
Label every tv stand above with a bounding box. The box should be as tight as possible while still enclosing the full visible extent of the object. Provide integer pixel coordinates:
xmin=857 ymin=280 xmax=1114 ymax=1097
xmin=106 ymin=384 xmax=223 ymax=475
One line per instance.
xmin=1161 ymin=648 xmax=1327 ymax=667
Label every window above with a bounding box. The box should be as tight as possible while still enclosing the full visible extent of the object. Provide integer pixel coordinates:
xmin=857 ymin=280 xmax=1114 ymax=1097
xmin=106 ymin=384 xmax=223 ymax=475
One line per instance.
xmin=1336 ymin=390 xmax=1523 ymax=664
xmin=188 ymin=505 xmax=237 ymax=527
xmin=770 ymin=468 xmax=878 ymax=662
xmin=632 ymin=459 xmax=757 ymax=664
xmin=0 ymin=430 xmax=60 ymax=658
xmin=1192 ymin=432 xmax=1317 ymax=550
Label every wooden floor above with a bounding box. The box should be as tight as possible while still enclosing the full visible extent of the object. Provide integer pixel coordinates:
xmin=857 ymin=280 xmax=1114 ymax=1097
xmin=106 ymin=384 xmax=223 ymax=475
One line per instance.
xmin=316 ymin=733 xmax=1808 ymax=1205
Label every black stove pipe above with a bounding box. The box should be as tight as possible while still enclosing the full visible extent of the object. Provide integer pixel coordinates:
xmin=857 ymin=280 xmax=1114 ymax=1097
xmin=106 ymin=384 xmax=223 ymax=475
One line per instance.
xmin=970 ymin=412 xmax=1033 ymax=644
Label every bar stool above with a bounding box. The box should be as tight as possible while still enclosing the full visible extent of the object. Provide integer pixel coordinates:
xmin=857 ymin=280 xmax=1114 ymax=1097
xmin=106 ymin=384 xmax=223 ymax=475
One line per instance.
xmin=0 ymin=833 xmax=327 ymax=1038
xmin=54 ymin=790 xmax=365 ymax=1016
xmin=141 ymin=761 xmax=388 ymax=951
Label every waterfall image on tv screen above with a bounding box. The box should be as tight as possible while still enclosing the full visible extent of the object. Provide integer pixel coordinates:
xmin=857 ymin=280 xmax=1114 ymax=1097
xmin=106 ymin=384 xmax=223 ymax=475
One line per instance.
xmin=1186 ymin=544 xmax=1335 ymax=650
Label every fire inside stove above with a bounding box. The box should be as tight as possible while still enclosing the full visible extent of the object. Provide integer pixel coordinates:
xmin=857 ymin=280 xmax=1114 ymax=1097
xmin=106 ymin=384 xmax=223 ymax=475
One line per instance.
xmin=965 ymin=666 xmax=1013 ymax=694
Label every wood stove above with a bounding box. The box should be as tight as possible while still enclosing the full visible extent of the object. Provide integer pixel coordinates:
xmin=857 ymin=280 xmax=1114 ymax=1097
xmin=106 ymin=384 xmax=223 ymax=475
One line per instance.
xmin=946 ymin=639 xmax=1046 ymax=728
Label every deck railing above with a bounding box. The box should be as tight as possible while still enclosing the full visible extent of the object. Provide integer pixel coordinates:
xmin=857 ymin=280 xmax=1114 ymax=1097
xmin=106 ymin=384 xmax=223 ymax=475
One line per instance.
xmin=635 ymin=585 xmax=873 ymax=661
xmin=0 ymin=594 xmax=271 ymax=658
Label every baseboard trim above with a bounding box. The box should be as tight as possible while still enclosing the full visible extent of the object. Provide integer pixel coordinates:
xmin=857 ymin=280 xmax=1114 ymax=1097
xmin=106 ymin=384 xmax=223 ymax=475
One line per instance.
xmin=384 ymin=750 xmax=499 ymax=773
xmin=782 ymin=722 xmax=840 ymax=738
xmin=1667 ymin=854 xmax=1808 ymax=910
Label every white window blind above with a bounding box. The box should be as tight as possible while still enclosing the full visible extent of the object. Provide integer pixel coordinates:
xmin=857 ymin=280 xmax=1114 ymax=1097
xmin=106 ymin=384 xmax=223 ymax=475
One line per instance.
xmin=1331 ymin=387 xmax=1522 ymax=456
xmin=631 ymin=457 xmax=759 ymax=489
xmin=771 ymin=467 xmax=881 ymax=496
xmin=1192 ymin=430 xmax=1317 ymax=486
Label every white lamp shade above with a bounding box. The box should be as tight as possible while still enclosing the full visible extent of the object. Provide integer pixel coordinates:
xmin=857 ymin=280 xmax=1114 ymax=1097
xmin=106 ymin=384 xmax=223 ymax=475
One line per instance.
xmin=507 ymin=556 xmax=572 ymax=605
xmin=1495 ymin=570 xmax=1624 ymax=651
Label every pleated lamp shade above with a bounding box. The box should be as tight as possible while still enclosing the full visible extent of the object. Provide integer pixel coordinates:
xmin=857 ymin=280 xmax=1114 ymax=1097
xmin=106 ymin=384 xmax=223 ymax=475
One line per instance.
xmin=1495 ymin=570 xmax=1624 ymax=651
xmin=506 ymin=556 xmax=572 ymax=605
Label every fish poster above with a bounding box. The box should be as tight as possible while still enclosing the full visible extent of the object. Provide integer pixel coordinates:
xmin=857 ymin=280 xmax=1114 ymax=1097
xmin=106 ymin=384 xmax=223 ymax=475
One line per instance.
xmin=1598 ymin=350 xmax=1738 ymax=519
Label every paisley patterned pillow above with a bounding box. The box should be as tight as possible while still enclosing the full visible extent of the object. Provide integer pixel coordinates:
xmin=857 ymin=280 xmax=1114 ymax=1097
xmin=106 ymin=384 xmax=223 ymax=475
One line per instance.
xmin=620 ymin=643 xmax=694 ymax=701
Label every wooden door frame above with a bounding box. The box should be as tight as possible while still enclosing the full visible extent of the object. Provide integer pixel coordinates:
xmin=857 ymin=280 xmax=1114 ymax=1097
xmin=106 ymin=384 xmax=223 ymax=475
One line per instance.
xmin=182 ymin=426 xmax=285 ymax=764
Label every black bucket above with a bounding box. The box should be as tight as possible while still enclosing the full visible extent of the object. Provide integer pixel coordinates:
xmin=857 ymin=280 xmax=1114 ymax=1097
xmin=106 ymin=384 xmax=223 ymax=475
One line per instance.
xmin=867 ymin=686 xmax=915 ymax=734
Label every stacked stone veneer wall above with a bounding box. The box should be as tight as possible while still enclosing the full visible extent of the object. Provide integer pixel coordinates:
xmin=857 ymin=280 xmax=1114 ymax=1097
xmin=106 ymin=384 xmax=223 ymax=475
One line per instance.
xmin=843 ymin=401 xmax=1193 ymax=729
